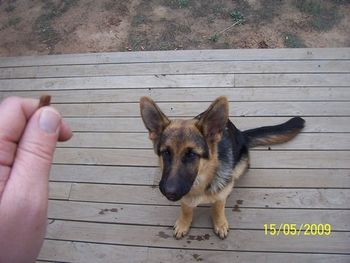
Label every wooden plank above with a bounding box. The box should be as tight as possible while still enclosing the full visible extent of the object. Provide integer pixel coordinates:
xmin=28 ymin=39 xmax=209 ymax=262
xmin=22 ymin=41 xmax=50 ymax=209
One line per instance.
xmin=1 ymin=74 xmax=349 ymax=92
xmin=47 ymin=200 xmax=350 ymax=231
xmin=2 ymin=87 xmax=350 ymax=102
xmin=1 ymin=60 xmax=349 ymax=79
xmin=50 ymin=165 xmax=158 ymax=185
xmin=45 ymin=220 xmax=350 ymax=253
xmin=64 ymin=117 xmax=350 ymax=133
xmin=250 ymin=151 xmax=350 ymax=169
xmin=49 ymin=182 xmax=71 ymax=200
xmin=39 ymin=239 xmax=350 ymax=263
xmin=67 ymin=184 xmax=350 ymax=209
xmin=236 ymin=168 xmax=350 ymax=188
xmin=39 ymin=240 xmax=148 ymax=263
xmin=3 ymin=48 xmax=350 ymax=67
xmin=53 ymin=148 xmax=350 ymax=168
xmin=58 ymin=133 xmax=350 ymax=150
xmin=235 ymin=73 xmax=350 ymax=87
xmin=0 ymin=74 xmax=235 ymax=91
xmin=49 ymin=165 xmax=350 ymax=188
xmin=50 ymin=165 xmax=159 ymax=185
xmin=52 ymin=102 xmax=350 ymax=117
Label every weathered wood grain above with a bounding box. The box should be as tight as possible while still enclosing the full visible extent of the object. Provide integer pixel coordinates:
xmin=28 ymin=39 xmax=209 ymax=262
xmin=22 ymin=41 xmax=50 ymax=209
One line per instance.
xmin=3 ymin=48 xmax=350 ymax=67
xmin=2 ymin=87 xmax=350 ymax=102
xmin=47 ymin=200 xmax=350 ymax=230
xmin=39 ymin=239 xmax=350 ymax=263
xmin=66 ymin=184 xmax=350 ymax=209
xmin=63 ymin=116 xmax=350 ymax=133
xmin=53 ymin=148 xmax=350 ymax=168
xmin=50 ymin=101 xmax=350 ymax=117
xmin=1 ymin=60 xmax=349 ymax=79
xmin=0 ymin=73 xmax=349 ymax=92
xmin=58 ymin=132 xmax=350 ymax=150
xmin=49 ymin=182 xmax=71 ymax=200
xmin=49 ymin=165 xmax=350 ymax=188
xmin=45 ymin=220 xmax=350 ymax=253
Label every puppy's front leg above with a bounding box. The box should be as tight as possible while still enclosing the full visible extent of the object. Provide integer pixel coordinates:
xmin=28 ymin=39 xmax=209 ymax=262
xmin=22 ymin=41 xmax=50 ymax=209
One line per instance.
xmin=212 ymin=199 xmax=229 ymax=239
xmin=173 ymin=202 xmax=193 ymax=239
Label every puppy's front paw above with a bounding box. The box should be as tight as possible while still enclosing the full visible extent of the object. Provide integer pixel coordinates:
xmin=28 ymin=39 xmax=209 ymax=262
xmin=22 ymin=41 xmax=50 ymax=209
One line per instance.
xmin=173 ymin=218 xmax=191 ymax=239
xmin=213 ymin=218 xmax=229 ymax=239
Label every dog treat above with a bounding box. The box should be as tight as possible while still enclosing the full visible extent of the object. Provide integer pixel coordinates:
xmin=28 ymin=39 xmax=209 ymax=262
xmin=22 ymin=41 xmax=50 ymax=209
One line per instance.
xmin=38 ymin=95 xmax=51 ymax=108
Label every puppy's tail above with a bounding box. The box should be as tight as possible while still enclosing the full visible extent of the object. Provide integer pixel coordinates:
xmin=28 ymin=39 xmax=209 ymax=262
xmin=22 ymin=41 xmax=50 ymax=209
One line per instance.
xmin=243 ymin=117 xmax=305 ymax=148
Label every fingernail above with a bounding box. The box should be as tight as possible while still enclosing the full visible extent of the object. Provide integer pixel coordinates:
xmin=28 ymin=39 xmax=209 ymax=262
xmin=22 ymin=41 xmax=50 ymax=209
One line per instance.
xmin=39 ymin=108 xmax=61 ymax=133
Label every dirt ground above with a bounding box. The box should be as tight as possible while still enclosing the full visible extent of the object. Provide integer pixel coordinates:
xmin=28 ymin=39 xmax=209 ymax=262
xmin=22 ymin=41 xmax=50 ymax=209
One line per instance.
xmin=0 ymin=0 xmax=349 ymax=56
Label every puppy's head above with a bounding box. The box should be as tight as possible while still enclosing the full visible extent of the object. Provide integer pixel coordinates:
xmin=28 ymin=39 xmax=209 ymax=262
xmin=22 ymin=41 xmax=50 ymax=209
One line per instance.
xmin=140 ymin=97 xmax=228 ymax=201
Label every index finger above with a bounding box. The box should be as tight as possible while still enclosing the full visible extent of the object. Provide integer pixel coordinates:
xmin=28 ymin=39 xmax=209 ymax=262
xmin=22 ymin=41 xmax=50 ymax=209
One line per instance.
xmin=0 ymin=97 xmax=39 ymax=143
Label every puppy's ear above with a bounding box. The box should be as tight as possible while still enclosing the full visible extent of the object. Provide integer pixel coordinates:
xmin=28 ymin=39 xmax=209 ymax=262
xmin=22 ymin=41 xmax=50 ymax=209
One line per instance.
xmin=140 ymin=97 xmax=170 ymax=141
xmin=196 ymin=96 xmax=228 ymax=142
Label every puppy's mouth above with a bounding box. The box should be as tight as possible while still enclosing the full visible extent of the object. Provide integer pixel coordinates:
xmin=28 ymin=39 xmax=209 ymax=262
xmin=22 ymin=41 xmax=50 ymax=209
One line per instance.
xmin=164 ymin=192 xmax=181 ymax=202
xmin=159 ymin=185 xmax=183 ymax=202
xmin=159 ymin=182 xmax=190 ymax=202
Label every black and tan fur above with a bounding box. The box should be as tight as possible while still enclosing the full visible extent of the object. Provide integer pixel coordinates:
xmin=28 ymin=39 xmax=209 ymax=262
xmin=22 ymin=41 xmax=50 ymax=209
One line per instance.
xmin=140 ymin=96 xmax=305 ymax=239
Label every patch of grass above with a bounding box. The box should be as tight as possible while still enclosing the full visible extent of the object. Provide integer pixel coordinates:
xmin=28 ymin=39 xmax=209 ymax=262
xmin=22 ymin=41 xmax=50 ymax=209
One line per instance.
xmin=178 ymin=0 xmax=189 ymax=8
xmin=177 ymin=24 xmax=191 ymax=34
xmin=8 ymin=16 xmax=21 ymax=26
xmin=283 ymin=33 xmax=306 ymax=48
xmin=128 ymin=35 xmax=146 ymax=50
xmin=294 ymin=0 xmax=340 ymax=31
xmin=34 ymin=0 xmax=78 ymax=51
xmin=295 ymin=0 xmax=321 ymax=14
xmin=5 ymin=4 xmax=16 ymax=12
xmin=159 ymin=42 xmax=172 ymax=50
xmin=209 ymin=34 xmax=220 ymax=42
xmin=212 ymin=4 xmax=224 ymax=16
xmin=158 ymin=21 xmax=177 ymax=49
xmin=207 ymin=4 xmax=226 ymax=23
xmin=132 ymin=15 xmax=146 ymax=26
xmin=163 ymin=0 xmax=189 ymax=9
xmin=311 ymin=11 xmax=339 ymax=30
xmin=229 ymin=10 xmax=245 ymax=24
xmin=1 ymin=16 xmax=21 ymax=30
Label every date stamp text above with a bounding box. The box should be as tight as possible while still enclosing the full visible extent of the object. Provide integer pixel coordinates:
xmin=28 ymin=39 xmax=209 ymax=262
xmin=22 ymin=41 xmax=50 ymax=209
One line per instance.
xmin=263 ymin=223 xmax=332 ymax=236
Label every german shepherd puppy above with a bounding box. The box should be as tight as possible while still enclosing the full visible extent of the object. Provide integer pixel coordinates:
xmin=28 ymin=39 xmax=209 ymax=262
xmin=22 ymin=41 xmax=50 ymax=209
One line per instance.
xmin=140 ymin=96 xmax=304 ymax=239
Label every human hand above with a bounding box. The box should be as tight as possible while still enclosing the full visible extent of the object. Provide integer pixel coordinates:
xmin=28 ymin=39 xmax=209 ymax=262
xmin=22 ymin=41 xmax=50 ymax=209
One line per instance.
xmin=0 ymin=96 xmax=73 ymax=263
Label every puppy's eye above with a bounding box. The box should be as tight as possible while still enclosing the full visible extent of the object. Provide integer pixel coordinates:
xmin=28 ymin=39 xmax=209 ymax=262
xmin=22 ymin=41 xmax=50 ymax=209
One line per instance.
xmin=161 ymin=149 xmax=171 ymax=158
xmin=184 ymin=149 xmax=198 ymax=161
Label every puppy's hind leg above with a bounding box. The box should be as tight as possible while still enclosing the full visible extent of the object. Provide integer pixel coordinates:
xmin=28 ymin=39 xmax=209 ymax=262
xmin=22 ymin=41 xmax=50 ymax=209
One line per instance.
xmin=174 ymin=202 xmax=193 ymax=239
xmin=212 ymin=199 xmax=229 ymax=239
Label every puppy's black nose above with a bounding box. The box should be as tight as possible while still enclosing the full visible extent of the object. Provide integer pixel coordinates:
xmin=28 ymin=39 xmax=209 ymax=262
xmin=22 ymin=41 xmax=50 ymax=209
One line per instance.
xmin=159 ymin=179 xmax=182 ymax=201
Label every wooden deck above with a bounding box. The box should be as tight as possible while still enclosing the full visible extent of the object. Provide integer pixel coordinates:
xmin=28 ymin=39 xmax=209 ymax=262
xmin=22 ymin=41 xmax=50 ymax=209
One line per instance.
xmin=1 ymin=48 xmax=350 ymax=262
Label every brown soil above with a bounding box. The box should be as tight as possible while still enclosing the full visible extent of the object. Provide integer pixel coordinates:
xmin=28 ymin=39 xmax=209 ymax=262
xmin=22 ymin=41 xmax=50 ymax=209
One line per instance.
xmin=0 ymin=0 xmax=349 ymax=56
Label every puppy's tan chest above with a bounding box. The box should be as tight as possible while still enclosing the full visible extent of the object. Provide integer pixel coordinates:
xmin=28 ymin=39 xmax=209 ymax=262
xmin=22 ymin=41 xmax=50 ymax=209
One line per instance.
xmin=181 ymin=157 xmax=249 ymax=208
xmin=182 ymin=181 xmax=235 ymax=208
